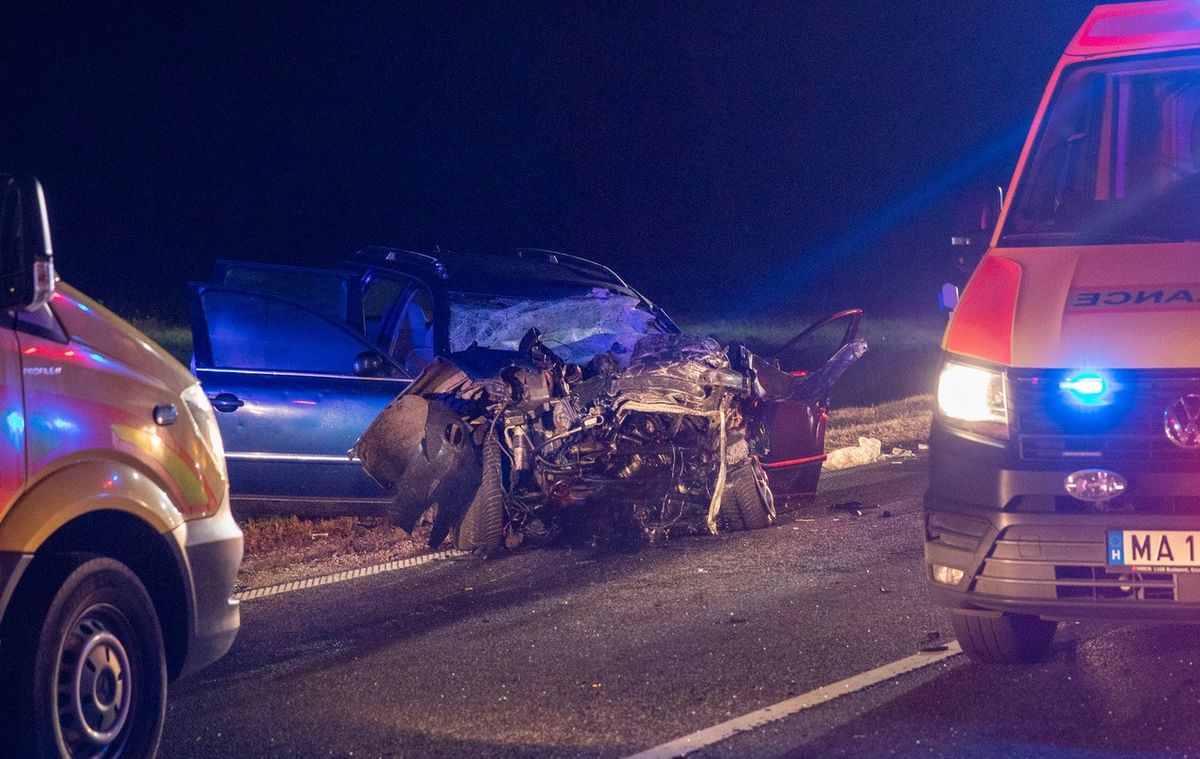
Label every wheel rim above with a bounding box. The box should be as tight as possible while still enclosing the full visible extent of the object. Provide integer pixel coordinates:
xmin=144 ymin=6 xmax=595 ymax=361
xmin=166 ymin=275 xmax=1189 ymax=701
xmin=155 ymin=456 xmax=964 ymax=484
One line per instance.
xmin=56 ymin=605 xmax=134 ymax=757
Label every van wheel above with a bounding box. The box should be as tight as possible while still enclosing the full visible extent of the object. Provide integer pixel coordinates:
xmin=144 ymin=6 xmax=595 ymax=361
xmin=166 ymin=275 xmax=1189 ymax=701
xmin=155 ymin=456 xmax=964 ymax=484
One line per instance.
xmin=454 ymin=431 xmax=506 ymax=557
xmin=721 ymin=463 xmax=775 ymax=531
xmin=1 ymin=556 xmax=167 ymax=758
xmin=951 ymin=612 xmax=1058 ymax=664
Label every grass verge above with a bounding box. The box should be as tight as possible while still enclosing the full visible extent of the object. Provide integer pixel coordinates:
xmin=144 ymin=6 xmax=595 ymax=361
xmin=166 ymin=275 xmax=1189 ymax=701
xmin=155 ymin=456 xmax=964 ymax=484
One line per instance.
xmin=825 ymin=394 xmax=932 ymax=452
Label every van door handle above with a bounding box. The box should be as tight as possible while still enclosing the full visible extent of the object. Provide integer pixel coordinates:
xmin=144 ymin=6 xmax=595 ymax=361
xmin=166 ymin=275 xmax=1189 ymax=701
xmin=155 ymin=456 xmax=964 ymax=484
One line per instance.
xmin=210 ymin=392 xmax=245 ymax=413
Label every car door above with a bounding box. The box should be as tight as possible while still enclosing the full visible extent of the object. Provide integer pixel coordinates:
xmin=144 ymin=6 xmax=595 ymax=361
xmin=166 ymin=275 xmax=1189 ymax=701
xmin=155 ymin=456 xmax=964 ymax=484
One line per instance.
xmin=755 ymin=310 xmax=865 ymax=497
xmin=189 ymin=283 xmax=411 ymax=513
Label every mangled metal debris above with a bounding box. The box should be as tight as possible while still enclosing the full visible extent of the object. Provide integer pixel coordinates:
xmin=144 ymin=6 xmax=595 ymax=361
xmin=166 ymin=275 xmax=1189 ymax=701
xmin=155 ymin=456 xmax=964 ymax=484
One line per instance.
xmin=355 ymin=311 xmax=865 ymax=556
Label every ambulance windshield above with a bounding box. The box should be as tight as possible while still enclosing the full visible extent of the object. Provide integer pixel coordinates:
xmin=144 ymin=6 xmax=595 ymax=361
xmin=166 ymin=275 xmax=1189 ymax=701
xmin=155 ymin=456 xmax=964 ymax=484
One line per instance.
xmin=1003 ymin=53 xmax=1200 ymax=246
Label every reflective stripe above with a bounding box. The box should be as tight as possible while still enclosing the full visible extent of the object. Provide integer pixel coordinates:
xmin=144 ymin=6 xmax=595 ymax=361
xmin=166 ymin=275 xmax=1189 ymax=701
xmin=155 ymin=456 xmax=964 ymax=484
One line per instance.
xmin=224 ymin=452 xmax=360 ymax=463
xmin=761 ymin=453 xmax=826 ymax=470
xmin=196 ymin=367 xmax=411 ymax=383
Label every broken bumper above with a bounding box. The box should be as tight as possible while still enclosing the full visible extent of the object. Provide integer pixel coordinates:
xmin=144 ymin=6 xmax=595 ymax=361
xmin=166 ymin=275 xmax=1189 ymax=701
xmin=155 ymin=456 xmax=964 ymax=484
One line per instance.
xmin=924 ymin=422 xmax=1200 ymax=620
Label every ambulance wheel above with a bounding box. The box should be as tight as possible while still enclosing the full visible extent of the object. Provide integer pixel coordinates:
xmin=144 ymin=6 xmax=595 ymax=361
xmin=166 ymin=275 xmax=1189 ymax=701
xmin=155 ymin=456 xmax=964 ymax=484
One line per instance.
xmin=951 ymin=612 xmax=1057 ymax=664
xmin=0 ymin=555 xmax=167 ymax=759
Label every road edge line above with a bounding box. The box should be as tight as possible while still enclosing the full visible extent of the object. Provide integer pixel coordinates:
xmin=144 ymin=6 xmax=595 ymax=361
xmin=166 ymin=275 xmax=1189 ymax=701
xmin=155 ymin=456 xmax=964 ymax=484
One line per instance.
xmin=624 ymin=641 xmax=962 ymax=759
xmin=234 ymin=548 xmax=467 ymax=602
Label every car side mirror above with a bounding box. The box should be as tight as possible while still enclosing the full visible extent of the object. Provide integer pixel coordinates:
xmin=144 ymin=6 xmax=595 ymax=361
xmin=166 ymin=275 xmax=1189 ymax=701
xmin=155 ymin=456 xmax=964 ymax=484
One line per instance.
xmin=0 ymin=173 xmax=56 ymax=311
xmin=950 ymin=185 xmax=1004 ymax=278
xmin=353 ymin=351 xmax=386 ymax=377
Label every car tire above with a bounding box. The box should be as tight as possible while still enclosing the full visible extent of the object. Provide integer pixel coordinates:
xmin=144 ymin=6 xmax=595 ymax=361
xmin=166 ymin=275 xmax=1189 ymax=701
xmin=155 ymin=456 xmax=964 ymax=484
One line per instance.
xmin=721 ymin=462 xmax=774 ymax=531
xmin=951 ymin=612 xmax=1058 ymax=664
xmin=0 ymin=555 xmax=167 ymax=759
xmin=454 ymin=430 xmax=506 ymax=557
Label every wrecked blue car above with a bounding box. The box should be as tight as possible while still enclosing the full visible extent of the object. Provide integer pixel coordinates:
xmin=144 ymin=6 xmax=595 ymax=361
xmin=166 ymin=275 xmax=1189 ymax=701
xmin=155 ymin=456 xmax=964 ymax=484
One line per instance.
xmin=189 ymin=248 xmax=863 ymax=546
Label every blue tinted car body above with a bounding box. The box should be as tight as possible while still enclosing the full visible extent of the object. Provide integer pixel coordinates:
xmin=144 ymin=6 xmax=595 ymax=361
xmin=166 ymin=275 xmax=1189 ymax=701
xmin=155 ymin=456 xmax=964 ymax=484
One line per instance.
xmin=189 ymin=248 xmax=681 ymax=514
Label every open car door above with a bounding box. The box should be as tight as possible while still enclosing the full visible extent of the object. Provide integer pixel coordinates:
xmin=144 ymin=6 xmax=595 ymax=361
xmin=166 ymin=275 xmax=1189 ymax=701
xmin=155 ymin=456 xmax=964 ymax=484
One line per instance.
xmin=753 ymin=310 xmax=865 ymax=498
xmin=189 ymin=282 xmax=411 ymax=514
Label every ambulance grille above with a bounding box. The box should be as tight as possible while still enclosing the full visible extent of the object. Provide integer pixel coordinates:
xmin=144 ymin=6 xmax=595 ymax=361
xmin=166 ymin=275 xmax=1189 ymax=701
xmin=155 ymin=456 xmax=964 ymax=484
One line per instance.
xmin=1051 ymin=566 xmax=1176 ymax=602
xmin=1011 ymin=370 xmax=1200 ymax=463
xmin=974 ymin=526 xmax=1177 ymax=602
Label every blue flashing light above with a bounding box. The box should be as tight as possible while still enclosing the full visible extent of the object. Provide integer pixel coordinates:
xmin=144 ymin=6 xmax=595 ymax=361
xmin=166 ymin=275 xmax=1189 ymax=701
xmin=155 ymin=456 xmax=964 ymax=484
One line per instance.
xmin=1061 ymin=373 xmax=1110 ymax=406
xmin=5 ymin=411 xmax=24 ymax=447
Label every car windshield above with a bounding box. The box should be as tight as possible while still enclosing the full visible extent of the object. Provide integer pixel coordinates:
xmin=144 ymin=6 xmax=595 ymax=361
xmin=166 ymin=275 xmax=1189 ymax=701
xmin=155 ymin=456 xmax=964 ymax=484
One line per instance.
xmin=1003 ymin=53 xmax=1200 ymax=246
xmin=447 ymin=287 xmax=664 ymax=365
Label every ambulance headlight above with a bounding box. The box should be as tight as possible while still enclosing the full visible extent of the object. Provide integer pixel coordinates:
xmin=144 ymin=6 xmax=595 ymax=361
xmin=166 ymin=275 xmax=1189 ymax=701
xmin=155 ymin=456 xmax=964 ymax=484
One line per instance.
xmin=937 ymin=361 xmax=1009 ymax=440
xmin=181 ymin=383 xmax=228 ymax=480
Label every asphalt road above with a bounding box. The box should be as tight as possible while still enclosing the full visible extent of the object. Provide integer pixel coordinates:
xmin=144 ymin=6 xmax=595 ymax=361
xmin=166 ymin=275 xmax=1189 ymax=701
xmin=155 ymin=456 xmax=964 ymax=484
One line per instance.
xmin=160 ymin=459 xmax=1200 ymax=758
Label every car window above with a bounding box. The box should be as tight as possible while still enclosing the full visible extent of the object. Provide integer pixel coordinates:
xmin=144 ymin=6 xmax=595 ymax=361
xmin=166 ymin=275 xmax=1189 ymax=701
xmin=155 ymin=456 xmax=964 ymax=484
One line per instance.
xmin=384 ymin=286 xmax=436 ymax=375
xmin=1004 ymin=52 xmax=1200 ymax=244
xmin=217 ymin=265 xmax=351 ymax=326
xmin=362 ymin=274 xmax=411 ymax=343
xmin=200 ymin=288 xmax=382 ymax=375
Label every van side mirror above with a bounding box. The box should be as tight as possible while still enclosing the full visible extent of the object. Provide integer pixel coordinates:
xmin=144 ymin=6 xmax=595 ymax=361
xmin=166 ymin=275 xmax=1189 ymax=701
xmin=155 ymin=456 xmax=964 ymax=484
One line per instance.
xmin=950 ymin=185 xmax=1004 ymax=277
xmin=0 ymin=174 xmax=56 ymax=311
xmin=938 ymin=283 xmax=960 ymax=313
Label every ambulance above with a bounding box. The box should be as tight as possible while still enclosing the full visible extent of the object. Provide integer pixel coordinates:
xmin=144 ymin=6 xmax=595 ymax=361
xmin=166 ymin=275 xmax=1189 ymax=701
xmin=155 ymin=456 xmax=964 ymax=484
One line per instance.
xmin=0 ymin=174 xmax=242 ymax=756
xmin=927 ymin=1 xmax=1200 ymax=663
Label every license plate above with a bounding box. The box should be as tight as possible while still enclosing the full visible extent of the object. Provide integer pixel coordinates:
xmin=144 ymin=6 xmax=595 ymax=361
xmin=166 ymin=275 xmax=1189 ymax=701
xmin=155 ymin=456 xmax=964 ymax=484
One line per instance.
xmin=1108 ymin=530 xmax=1200 ymax=572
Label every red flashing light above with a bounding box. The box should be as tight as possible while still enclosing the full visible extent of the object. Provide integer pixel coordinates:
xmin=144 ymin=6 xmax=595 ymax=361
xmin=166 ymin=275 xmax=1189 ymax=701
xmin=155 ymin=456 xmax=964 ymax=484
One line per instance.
xmin=1072 ymin=2 xmax=1200 ymax=54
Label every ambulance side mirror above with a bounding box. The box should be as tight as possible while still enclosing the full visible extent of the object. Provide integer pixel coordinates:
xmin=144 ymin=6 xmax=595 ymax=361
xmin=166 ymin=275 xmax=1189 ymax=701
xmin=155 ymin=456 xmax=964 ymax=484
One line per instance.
xmin=939 ymin=283 xmax=960 ymax=313
xmin=0 ymin=174 xmax=56 ymax=311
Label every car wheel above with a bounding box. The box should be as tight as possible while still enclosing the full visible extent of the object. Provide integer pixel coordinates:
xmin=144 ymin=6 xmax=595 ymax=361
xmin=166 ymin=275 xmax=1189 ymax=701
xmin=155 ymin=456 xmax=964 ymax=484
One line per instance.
xmin=454 ymin=430 xmax=506 ymax=557
xmin=721 ymin=462 xmax=775 ymax=531
xmin=0 ymin=555 xmax=167 ymax=759
xmin=951 ymin=612 xmax=1058 ymax=664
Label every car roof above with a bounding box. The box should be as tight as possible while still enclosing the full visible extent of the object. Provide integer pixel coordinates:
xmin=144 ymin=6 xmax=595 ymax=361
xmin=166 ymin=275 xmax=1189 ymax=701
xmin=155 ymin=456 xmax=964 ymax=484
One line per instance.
xmin=345 ymin=247 xmax=641 ymax=298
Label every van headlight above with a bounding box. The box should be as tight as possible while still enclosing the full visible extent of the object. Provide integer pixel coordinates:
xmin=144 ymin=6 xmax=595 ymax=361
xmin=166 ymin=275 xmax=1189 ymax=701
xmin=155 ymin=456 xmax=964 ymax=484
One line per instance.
xmin=936 ymin=361 xmax=1009 ymax=439
xmin=181 ymin=383 xmax=228 ymax=479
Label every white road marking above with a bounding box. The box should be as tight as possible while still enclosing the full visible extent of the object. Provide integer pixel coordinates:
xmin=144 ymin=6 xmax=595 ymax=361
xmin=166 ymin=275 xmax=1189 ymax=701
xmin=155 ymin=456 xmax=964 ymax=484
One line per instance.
xmin=625 ymin=641 xmax=962 ymax=759
xmin=234 ymin=548 xmax=467 ymax=602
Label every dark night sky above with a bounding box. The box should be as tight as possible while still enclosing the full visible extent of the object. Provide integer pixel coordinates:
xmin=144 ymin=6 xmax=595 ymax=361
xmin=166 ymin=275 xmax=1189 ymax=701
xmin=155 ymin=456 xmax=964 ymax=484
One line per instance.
xmin=1 ymin=1 xmax=1106 ymax=320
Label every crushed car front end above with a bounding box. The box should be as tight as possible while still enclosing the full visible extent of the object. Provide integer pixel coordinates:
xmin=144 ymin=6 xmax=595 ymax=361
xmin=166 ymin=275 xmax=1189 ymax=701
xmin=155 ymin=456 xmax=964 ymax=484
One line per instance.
xmin=354 ymin=280 xmax=866 ymax=555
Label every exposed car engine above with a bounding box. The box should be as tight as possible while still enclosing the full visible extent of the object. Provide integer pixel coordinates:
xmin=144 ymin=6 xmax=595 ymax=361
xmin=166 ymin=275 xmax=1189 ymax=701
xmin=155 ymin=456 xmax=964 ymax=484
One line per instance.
xmin=355 ymin=327 xmax=865 ymax=556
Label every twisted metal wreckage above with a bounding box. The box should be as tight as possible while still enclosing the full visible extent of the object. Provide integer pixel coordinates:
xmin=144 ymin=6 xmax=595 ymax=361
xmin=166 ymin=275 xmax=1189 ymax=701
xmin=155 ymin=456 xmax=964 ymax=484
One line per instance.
xmin=354 ymin=294 xmax=866 ymax=557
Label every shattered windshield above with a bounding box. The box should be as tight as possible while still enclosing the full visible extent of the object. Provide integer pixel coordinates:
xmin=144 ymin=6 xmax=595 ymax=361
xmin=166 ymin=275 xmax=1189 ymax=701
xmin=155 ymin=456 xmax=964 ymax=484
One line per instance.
xmin=1003 ymin=53 xmax=1200 ymax=245
xmin=447 ymin=288 xmax=663 ymax=365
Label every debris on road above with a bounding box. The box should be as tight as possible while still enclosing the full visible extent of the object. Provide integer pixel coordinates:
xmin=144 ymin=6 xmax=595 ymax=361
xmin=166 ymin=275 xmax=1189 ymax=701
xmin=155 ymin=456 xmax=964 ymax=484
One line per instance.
xmin=825 ymin=436 xmax=883 ymax=469
xmin=919 ymin=631 xmax=950 ymax=653
xmin=829 ymin=500 xmax=879 ymax=515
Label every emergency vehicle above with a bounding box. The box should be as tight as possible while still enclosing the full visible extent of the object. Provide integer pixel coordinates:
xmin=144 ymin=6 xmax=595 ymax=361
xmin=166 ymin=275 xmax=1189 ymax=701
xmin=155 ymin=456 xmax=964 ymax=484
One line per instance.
xmin=928 ymin=1 xmax=1200 ymax=663
xmin=0 ymin=174 xmax=241 ymax=756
